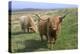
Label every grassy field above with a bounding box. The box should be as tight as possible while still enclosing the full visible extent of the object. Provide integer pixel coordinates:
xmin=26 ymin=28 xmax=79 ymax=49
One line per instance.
xmin=10 ymin=8 xmax=78 ymax=53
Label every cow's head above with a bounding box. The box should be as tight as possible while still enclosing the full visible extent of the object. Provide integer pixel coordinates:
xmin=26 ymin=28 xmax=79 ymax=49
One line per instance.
xmin=47 ymin=16 xmax=61 ymax=31
xmin=48 ymin=13 xmax=68 ymax=31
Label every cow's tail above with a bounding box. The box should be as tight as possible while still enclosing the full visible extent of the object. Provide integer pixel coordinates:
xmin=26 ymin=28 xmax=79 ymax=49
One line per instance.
xmin=62 ymin=12 xmax=69 ymax=19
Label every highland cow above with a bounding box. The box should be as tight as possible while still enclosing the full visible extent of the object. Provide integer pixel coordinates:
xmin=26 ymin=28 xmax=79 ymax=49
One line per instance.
xmin=36 ymin=13 xmax=68 ymax=49
xmin=19 ymin=15 xmax=37 ymax=33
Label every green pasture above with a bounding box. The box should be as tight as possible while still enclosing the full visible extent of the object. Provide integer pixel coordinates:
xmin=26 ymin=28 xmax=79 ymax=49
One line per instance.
xmin=10 ymin=8 xmax=78 ymax=53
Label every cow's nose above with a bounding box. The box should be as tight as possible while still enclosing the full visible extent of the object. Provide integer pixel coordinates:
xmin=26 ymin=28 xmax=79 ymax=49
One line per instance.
xmin=53 ymin=28 xmax=56 ymax=30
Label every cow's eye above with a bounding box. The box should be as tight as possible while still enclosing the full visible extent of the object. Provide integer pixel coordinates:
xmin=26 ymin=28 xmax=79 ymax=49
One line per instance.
xmin=48 ymin=25 xmax=51 ymax=28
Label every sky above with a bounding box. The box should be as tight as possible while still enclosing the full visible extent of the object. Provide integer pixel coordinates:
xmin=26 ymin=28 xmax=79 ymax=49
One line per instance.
xmin=10 ymin=1 xmax=77 ymax=10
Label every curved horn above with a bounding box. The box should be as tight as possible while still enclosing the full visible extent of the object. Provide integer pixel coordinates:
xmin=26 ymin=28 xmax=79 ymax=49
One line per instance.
xmin=62 ymin=12 xmax=69 ymax=19
xmin=35 ymin=14 xmax=40 ymax=19
xmin=35 ymin=14 xmax=41 ymax=21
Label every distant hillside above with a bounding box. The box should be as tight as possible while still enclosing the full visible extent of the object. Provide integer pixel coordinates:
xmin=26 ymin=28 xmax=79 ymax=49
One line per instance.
xmin=12 ymin=8 xmax=42 ymax=12
xmin=9 ymin=7 xmax=77 ymax=12
xmin=11 ymin=8 xmax=57 ymax=12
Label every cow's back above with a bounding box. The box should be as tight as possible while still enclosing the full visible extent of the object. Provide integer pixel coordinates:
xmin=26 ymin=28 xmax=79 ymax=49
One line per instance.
xmin=38 ymin=20 xmax=48 ymax=35
xmin=19 ymin=16 xmax=30 ymax=26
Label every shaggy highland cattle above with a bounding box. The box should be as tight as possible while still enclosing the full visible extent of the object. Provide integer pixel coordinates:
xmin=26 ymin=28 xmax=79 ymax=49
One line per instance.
xmin=19 ymin=15 xmax=37 ymax=33
xmin=36 ymin=13 xmax=68 ymax=49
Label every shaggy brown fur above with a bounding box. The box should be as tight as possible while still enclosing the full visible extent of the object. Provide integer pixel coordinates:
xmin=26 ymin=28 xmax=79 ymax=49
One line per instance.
xmin=37 ymin=14 xmax=68 ymax=49
xmin=47 ymin=16 xmax=62 ymax=49
xmin=19 ymin=15 xmax=37 ymax=32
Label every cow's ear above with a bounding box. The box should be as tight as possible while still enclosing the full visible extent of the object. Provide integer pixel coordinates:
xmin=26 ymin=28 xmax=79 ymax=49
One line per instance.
xmin=59 ymin=17 xmax=63 ymax=22
xmin=47 ymin=18 xmax=50 ymax=22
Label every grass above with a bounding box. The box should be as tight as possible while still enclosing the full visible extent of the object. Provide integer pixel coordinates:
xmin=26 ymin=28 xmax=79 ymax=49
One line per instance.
xmin=10 ymin=8 xmax=78 ymax=53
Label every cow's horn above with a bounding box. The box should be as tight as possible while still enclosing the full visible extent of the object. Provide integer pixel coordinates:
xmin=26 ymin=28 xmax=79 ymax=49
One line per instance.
xmin=35 ymin=14 xmax=40 ymax=19
xmin=62 ymin=12 xmax=69 ymax=19
xmin=35 ymin=14 xmax=41 ymax=21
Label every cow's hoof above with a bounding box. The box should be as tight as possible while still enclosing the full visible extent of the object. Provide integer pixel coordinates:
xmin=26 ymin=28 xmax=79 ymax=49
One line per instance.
xmin=48 ymin=47 xmax=53 ymax=50
xmin=47 ymin=44 xmax=51 ymax=49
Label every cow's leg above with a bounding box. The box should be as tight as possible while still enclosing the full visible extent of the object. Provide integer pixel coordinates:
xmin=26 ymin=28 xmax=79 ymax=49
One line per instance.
xmin=50 ymin=37 xmax=54 ymax=49
xmin=45 ymin=35 xmax=48 ymax=41
xmin=48 ymin=40 xmax=50 ymax=49
xmin=48 ymin=40 xmax=54 ymax=49
xmin=48 ymin=36 xmax=55 ymax=49
xmin=53 ymin=36 xmax=57 ymax=44
xmin=48 ymin=37 xmax=52 ymax=49
xmin=50 ymin=41 xmax=52 ymax=50
xmin=23 ymin=28 xmax=26 ymax=32
xmin=27 ymin=28 xmax=29 ymax=32
xmin=21 ymin=26 xmax=23 ymax=31
xmin=49 ymin=36 xmax=57 ymax=49
xmin=21 ymin=25 xmax=26 ymax=32
xmin=40 ymin=34 xmax=44 ymax=42
xmin=53 ymin=34 xmax=57 ymax=44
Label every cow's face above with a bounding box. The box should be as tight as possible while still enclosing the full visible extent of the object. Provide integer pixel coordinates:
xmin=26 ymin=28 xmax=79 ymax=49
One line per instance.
xmin=48 ymin=17 xmax=62 ymax=31
xmin=49 ymin=21 xmax=58 ymax=31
